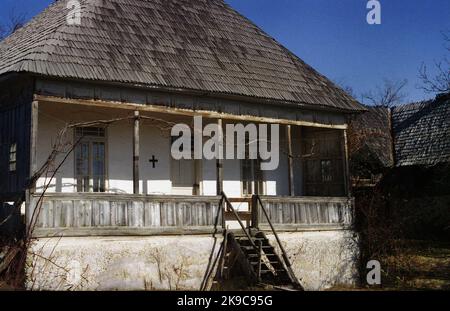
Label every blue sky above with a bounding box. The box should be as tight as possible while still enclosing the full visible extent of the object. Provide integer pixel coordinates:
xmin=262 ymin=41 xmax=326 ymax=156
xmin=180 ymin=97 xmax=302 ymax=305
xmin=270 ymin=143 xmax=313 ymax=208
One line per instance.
xmin=1 ymin=0 xmax=449 ymax=103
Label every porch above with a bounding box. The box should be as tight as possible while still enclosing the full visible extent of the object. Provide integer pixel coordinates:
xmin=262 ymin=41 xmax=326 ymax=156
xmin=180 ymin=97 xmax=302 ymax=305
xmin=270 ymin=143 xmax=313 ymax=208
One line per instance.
xmin=28 ymin=193 xmax=354 ymax=237
xmin=24 ymin=82 xmax=354 ymax=237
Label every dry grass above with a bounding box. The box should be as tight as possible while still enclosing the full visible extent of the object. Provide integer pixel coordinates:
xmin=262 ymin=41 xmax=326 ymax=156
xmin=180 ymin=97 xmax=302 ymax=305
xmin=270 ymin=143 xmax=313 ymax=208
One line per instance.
xmin=330 ymin=240 xmax=450 ymax=291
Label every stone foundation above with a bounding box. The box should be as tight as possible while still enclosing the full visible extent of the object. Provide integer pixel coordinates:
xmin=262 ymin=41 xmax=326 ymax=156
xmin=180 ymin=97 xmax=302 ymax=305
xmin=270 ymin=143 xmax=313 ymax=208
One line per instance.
xmin=27 ymin=230 xmax=359 ymax=291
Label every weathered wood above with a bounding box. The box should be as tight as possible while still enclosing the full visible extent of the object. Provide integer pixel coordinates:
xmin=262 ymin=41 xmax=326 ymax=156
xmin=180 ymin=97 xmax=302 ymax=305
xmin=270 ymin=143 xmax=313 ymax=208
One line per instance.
xmin=0 ymin=77 xmax=34 ymax=200
xmin=30 ymin=101 xmax=39 ymax=191
xmin=216 ymin=118 xmax=224 ymax=195
xmin=342 ymin=129 xmax=351 ymax=197
xmin=33 ymin=227 xmax=221 ymax=238
xmin=35 ymin=94 xmax=349 ymax=130
xmin=29 ymin=193 xmax=353 ymax=236
xmin=302 ymin=128 xmax=347 ymax=197
xmin=258 ymin=196 xmax=354 ymax=228
xmin=133 ymin=110 xmax=140 ymax=194
xmin=251 ymin=195 xmax=259 ymax=229
xmin=286 ymin=125 xmax=295 ymax=196
xmin=29 ymin=194 xmax=222 ymax=236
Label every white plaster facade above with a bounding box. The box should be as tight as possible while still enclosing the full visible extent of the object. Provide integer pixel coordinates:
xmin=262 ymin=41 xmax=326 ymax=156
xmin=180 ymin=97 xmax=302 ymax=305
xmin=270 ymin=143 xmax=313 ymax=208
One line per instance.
xmin=28 ymin=101 xmax=359 ymax=291
xmin=27 ymin=231 xmax=359 ymax=291
xmin=35 ymin=102 xmax=292 ymax=198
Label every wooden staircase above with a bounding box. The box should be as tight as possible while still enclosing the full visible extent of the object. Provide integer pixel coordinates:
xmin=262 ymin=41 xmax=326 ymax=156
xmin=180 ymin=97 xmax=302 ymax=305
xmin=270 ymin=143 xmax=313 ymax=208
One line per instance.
xmin=232 ymin=230 xmax=301 ymax=289
xmin=209 ymin=193 xmax=304 ymax=291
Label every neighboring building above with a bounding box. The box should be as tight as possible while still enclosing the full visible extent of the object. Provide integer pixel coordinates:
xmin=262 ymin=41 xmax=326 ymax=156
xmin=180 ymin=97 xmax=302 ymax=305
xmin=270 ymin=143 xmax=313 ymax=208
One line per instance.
xmin=0 ymin=0 xmax=364 ymax=290
xmin=349 ymin=92 xmax=450 ymax=188
xmin=349 ymin=93 xmax=450 ymax=239
xmin=387 ymin=93 xmax=450 ymax=238
xmin=392 ymin=93 xmax=450 ymax=168
xmin=348 ymin=106 xmax=394 ymax=187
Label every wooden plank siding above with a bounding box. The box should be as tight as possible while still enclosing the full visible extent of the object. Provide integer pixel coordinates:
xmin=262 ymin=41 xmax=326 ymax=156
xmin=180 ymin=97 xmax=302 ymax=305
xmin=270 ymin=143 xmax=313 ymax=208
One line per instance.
xmin=257 ymin=196 xmax=354 ymax=231
xmin=0 ymin=76 xmax=34 ymax=200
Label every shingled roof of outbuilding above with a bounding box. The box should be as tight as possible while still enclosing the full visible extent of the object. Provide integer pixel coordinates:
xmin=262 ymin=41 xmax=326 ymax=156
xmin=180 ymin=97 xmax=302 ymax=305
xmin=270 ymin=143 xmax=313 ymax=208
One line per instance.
xmin=392 ymin=93 xmax=450 ymax=167
xmin=0 ymin=0 xmax=364 ymax=112
xmin=350 ymin=105 xmax=394 ymax=168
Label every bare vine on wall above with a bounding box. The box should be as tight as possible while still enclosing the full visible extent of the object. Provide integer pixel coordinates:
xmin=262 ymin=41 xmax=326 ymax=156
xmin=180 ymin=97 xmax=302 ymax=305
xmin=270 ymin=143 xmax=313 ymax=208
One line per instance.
xmin=0 ymin=111 xmax=179 ymax=289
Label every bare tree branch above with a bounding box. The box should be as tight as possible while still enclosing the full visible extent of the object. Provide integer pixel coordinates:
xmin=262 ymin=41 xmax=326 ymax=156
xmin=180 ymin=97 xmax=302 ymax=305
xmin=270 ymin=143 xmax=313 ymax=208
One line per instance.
xmin=362 ymin=79 xmax=408 ymax=107
xmin=417 ymin=31 xmax=450 ymax=94
xmin=333 ymin=79 xmax=356 ymax=98
xmin=0 ymin=8 xmax=27 ymax=40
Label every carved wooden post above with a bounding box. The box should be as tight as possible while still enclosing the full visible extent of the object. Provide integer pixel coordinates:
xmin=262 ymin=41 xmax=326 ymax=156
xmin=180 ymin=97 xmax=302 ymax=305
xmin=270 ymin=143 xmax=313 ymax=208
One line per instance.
xmin=286 ymin=125 xmax=295 ymax=196
xmin=342 ymin=129 xmax=351 ymax=197
xmin=133 ymin=111 xmax=140 ymax=194
xmin=30 ymin=100 xmax=39 ymax=192
xmin=216 ymin=118 xmax=224 ymax=195
xmin=27 ymin=100 xmax=39 ymax=228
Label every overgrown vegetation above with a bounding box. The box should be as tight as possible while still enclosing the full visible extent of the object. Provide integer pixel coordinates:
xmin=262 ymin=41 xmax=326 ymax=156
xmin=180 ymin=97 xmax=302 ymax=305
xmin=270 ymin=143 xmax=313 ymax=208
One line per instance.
xmin=354 ymin=163 xmax=450 ymax=290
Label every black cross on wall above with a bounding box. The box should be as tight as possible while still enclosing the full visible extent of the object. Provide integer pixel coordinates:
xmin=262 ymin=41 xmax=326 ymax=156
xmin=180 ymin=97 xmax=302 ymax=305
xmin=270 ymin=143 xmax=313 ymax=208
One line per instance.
xmin=149 ymin=155 xmax=159 ymax=168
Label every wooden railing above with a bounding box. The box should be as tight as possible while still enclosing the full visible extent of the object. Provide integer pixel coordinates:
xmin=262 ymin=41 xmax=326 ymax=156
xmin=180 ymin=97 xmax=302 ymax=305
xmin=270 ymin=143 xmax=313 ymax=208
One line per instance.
xmin=27 ymin=193 xmax=354 ymax=237
xmin=253 ymin=195 xmax=302 ymax=288
xmin=28 ymin=193 xmax=221 ymax=237
xmin=254 ymin=196 xmax=354 ymax=231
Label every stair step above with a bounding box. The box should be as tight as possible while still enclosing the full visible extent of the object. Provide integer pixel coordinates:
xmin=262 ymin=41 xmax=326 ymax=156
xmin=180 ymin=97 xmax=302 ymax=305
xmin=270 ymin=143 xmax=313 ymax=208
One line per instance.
xmin=260 ymin=269 xmax=286 ymax=274
xmin=248 ymin=253 xmax=277 ymax=258
xmin=250 ymin=261 xmax=279 ymax=265
xmin=240 ymin=245 xmax=274 ymax=250
xmin=237 ymin=237 xmax=267 ymax=241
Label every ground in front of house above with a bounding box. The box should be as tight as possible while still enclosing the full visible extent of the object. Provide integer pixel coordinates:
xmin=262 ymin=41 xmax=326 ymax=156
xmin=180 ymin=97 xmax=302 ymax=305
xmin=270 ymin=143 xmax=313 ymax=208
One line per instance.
xmin=330 ymin=239 xmax=450 ymax=291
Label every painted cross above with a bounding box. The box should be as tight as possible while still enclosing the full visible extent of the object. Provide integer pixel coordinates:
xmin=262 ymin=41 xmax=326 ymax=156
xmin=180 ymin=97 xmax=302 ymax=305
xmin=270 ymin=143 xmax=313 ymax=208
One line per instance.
xmin=149 ymin=155 xmax=159 ymax=168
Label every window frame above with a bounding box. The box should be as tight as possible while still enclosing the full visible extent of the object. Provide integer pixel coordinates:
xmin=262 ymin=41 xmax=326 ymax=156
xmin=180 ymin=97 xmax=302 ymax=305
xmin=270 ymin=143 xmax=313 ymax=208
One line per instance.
xmin=170 ymin=134 xmax=202 ymax=195
xmin=74 ymin=127 xmax=108 ymax=193
xmin=9 ymin=142 xmax=17 ymax=173
xmin=241 ymin=155 xmax=265 ymax=197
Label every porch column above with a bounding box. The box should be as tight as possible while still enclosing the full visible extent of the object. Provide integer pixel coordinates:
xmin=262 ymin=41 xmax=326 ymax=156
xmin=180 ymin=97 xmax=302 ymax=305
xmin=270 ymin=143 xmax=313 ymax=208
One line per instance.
xmin=286 ymin=125 xmax=295 ymax=196
xmin=30 ymin=100 xmax=39 ymax=188
xmin=27 ymin=100 xmax=39 ymax=228
xmin=216 ymin=118 xmax=224 ymax=195
xmin=133 ymin=111 xmax=140 ymax=194
xmin=342 ymin=129 xmax=351 ymax=197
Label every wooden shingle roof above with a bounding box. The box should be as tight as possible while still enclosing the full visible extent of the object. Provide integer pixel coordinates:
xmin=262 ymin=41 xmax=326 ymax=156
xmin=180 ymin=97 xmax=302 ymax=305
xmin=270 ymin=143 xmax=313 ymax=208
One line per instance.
xmin=0 ymin=0 xmax=364 ymax=112
xmin=350 ymin=106 xmax=394 ymax=168
xmin=392 ymin=93 xmax=450 ymax=167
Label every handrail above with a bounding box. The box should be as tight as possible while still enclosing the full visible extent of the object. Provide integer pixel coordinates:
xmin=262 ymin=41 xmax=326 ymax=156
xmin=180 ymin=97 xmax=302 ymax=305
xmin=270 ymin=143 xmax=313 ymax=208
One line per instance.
xmin=220 ymin=192 xmax=259 ymax=253
xmin=255 ymin=195 xmax=301 ymax=287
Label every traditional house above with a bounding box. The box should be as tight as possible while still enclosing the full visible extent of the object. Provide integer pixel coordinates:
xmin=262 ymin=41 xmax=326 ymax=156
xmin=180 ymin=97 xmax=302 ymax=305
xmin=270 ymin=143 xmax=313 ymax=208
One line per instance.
xmin=0 ymin=0 xmax=365 ymax=290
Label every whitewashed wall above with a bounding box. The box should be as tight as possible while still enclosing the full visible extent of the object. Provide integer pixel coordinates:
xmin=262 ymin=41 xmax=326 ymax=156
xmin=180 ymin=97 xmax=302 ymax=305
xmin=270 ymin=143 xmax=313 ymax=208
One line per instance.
xmin=26 ymin=231 xmax=359 ymax=291
xmin=35 ymin=102 xmax=291 ymax=197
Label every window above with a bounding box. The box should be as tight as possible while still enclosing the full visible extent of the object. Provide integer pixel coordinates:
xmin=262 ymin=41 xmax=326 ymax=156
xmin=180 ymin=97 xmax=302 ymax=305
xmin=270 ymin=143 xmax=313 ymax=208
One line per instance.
xmin=170 ymin=135 xmax=199 ymax=195
xmin=9 ymin=143 xmax=17 ymax=172
xmin=240 ymin=130 xmax=264 ymax=196
xmin=242 ymin=158 xmax=264 ymax=196
xmin=321 ymin=160 xmax=333 ymax=182
xmin=75 ymin=127 xmax=106 ymax=192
